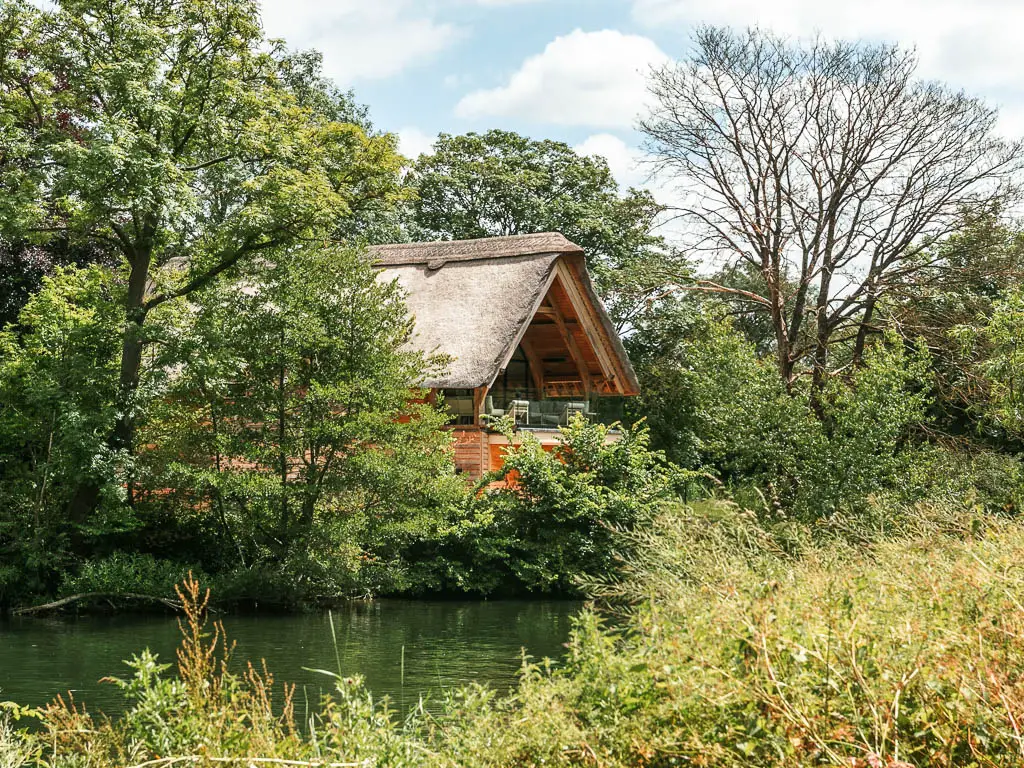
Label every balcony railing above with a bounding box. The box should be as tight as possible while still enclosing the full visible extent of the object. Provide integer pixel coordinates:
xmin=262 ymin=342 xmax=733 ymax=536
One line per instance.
xmin=442 ymin=389 xmax=625 ymax=429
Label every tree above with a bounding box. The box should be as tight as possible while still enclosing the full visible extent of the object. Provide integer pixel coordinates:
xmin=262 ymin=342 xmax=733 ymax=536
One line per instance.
xmin=0 ymin=265 xmax=125 ymax=598
xmin=632 ymin=303 xmax=932 ymax=520
xmin=139 ymin=247 xmax=461 ymax=594
xmin=0 ymin=238 xmax=118 ymax=329
xmin=631 ymin=307 xmax=816 ymax=482
xmin=408 ymin=129 xmax=684 ymax=330
xmin=885 ymin=210 xmax=1024 ymax=434
xmin=0 ymin=0 xmax=406 ymax=518
xmin=461 ymin=418 xmax=679 ymax=594
xmin=641 ymin=27 xmax=1022 ymax=391
xmin=954 ymin=287 xmax=1024 ymax=442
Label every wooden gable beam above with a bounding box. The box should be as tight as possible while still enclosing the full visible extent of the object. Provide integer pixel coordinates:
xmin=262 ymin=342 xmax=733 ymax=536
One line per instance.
xmin=519 ymin=336 xmax=545 ymax=394
xmin=545 ymin=282 xmax=592 ymax=397
xmin=473 ymin=386 xmax=488 ymax=427
xmin=553 ymin=260 xmax=619 ymax=388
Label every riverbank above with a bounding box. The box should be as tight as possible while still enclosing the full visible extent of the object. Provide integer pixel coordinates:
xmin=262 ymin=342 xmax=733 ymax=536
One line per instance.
xmin=5 ymin=501 xmax=1024 ymax=767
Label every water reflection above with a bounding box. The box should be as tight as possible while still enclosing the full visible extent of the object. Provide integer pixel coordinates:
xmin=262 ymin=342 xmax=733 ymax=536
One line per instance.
xmin=0 ymin=600 xmax=581 ymax=717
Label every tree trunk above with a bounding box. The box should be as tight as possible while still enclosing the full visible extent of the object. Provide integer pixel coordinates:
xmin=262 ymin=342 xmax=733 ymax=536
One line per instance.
xmin=809 ymin=262 xmax=836 ymax=412
xmin=67 ymin=246 xmax=151 ymax=522
xmin=764 ymin=264 xmax=795 ymax=389
xmin=277 ymin=325 xmax=289 ymax=539
xmin=852 ymin=294 xmax=879 ymax=367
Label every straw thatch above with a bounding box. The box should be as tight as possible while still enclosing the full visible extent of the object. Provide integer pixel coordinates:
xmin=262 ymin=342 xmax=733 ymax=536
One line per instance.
xmin=369 ymin=233 xmax=637 ymax=393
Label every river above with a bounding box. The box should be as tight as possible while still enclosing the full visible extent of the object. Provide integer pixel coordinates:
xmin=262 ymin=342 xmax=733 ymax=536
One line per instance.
xmin=0 ymin=599 xmax=581 ymax=718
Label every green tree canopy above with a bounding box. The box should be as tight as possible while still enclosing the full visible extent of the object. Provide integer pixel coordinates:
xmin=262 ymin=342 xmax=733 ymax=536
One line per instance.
xmin=886 ymin=211 xmax=1024 ymax=436
xmin=0 ymin=265 xmax=125 ymax=597
xmin=0 ymin=0 xmax=407 ymax=518
xmin=139 ymin=246 xmax=460 ymax=596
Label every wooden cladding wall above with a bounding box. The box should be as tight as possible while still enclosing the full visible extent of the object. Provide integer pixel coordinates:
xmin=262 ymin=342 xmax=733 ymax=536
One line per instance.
xmin=452 ymin=427 xmax=489 ymax=478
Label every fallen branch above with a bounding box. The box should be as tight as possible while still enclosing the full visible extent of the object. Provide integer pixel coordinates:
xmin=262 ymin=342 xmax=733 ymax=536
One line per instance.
xmin=12 ymin=592 xmax=183 ymax=616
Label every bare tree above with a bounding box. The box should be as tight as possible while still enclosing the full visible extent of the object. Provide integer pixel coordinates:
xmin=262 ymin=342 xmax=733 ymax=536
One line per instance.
xmin=641 ymin=27 xmax=1022 ymax=391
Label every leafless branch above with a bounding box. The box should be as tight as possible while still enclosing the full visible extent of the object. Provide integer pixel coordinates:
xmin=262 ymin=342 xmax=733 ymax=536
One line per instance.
xmin=641 ymin=27 xmax=1023 ymax=388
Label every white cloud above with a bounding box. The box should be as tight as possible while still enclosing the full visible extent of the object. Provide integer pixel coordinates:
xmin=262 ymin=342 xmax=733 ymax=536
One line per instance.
xmin=631 ymin=0 xmax=1024 ymax=136
xmin=455 ymin=29 xmax=670 ymax=128
xmin=574 ymin=134 xmax=646 ymax=189
xmin=260 ymin=0 xmax=461 ymax=85
xmin=443 ymin=73 xmax=475 ymax=89
xmin=574 ymin=133 xmax=687 ymax=240
xmin=397 ymin=127 xmax=438 ymax=160
xmin=475 ymin=0 xmax=545 ymax=4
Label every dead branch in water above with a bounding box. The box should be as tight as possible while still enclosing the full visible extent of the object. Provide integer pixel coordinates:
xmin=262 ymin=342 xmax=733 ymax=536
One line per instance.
xmin=12 ymin=592 xmax=183 ymax=615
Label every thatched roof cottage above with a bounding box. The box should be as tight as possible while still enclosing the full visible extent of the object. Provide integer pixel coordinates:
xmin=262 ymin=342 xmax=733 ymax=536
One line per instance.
xmin=369 ymin=233 xmax=640 ymax=478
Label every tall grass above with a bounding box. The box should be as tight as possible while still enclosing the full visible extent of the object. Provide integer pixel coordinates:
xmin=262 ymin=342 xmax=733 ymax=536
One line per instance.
xmin=568 ymin=501 xmax=1024 ymax=766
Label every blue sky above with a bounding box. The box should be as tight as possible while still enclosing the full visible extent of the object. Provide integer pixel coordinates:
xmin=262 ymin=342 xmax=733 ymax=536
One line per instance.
xmin=259 ymin=0 xmax=1024 ymax=196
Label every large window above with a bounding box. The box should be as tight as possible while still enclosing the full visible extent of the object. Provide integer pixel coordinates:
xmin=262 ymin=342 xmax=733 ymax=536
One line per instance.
xmin=440 ymin=389 xmax=476 ymax=426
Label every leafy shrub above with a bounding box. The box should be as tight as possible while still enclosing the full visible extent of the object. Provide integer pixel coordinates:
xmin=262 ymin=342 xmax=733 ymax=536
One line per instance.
xmin=907 ymin=445 xmax=1024 ymax=516
xmin=60 ymin=553 xmax=209 ymax=600
xmin=34 ymin=577 xmax=305 ymax=763
xmin=792 ymin=335 xmax=932 ymax=521
xmin=457 ymin=417 xmax=682 ymax=594
xmin=0 ymin=266 xmax=128 ymax=605
xmin=0 ymin=716 xmax=34 ymax=768
xmin=637 ymin=311 xmax=935 ymax=523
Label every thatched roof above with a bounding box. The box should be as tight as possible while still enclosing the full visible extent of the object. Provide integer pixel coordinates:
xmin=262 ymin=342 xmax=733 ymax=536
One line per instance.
xmin=369 ymin=233 xmax=638 ymax=394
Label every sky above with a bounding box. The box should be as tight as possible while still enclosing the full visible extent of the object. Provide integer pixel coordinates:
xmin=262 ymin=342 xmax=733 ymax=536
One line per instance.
xmin=260 ymin=0 xmax=1024 ymax=200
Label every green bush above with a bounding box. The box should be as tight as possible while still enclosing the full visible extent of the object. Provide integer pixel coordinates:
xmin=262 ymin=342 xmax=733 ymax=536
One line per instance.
xmin=60 ymin=553 xmax=209 ymax=600
xmin=0 ymin=266 xmax=128 ymax=605
xmin=456 ymin=417 xmax=682 ymax=594
xmin=908 ymin=445 xmax=1024 ymax=516
xmin=636 ymin=311 xmax=936 ymax=523
xmin=0 ymin=715 xmax=34 ymax=768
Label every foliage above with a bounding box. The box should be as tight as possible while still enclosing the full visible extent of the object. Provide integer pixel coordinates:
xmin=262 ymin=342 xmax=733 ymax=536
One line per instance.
xmin=0 ymin=238 xmax=115 ymax=329
xmin=35 ymin=576 xmax=306 ymax=763
xmin=887 ymin=210 xmax=1024 ymax=437
xmin=642 ymin=26 xmax=1022 ymax=389
xmin=0 ymin=716 xmax=34 ymax=768
xmin=60 ymin=553 xmax=208 ymax=599
xmin=0 ymin=0 xmax=408 ymax=524
xmin=0 ymin=249 xmax=469 ymax=606
xmin=798 ymin=335 xmax=932 ymax=519
xmin=0 ymin=266 xmax=126 ymax=602
xmin=14 ymin=506 xmax=1024 ymax=767
xmin=138 ymin=246 xmax=462 ymax=601
xmin=450 ymin=417 xmax=681 ymax=594
xmin=554 ymin=502 xmax=1024 ymax=767
xmin=635 ymin=309 xmax=933 ymax=521
xmin=632 ymin=306 xmax=813 ymax=476
xmin=955 ymin=286 xmax=1024 ymax=439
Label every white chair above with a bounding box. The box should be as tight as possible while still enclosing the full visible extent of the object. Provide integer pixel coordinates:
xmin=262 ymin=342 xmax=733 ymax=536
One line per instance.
xmin=565 ymin=401 xmax=587 ymax=423
xmin=510 ymin=400 xmax=530 ymax=424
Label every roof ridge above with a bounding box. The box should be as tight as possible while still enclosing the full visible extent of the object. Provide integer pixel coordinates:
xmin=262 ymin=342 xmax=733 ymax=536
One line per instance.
xmin=368 ymin=232 xmax=583 ymax=267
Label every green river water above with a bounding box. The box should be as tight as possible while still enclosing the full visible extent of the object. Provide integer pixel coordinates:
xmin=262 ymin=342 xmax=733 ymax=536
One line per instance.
xmin=0 ymin=600 xmax=581 ymax=717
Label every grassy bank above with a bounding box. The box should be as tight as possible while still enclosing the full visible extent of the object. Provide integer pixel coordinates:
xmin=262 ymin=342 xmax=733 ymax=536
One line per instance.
xmin=5 ymin=501 xmax=1024 ymax=767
